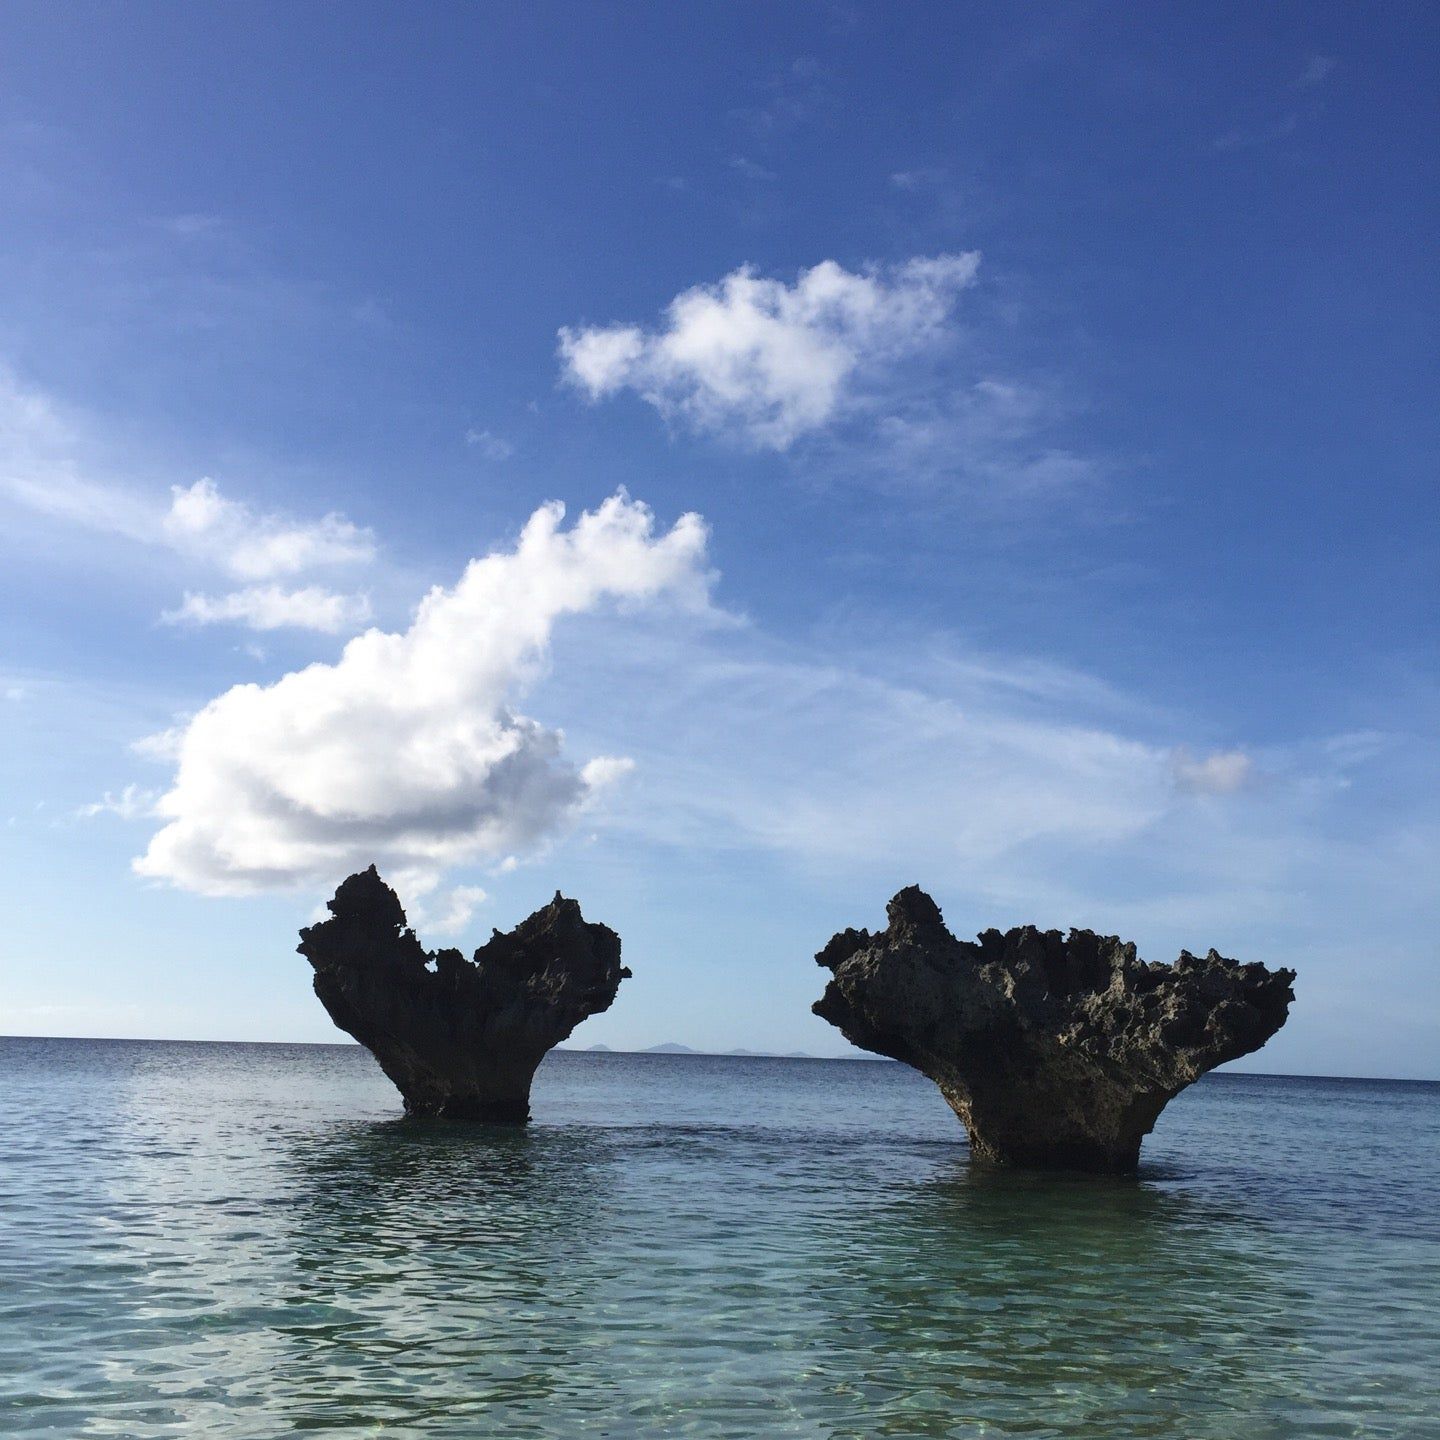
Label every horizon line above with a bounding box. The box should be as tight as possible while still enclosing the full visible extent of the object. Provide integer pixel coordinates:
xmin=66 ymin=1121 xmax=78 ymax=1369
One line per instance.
xmin=1 ymin=1033 xmax=1436 ymax=1086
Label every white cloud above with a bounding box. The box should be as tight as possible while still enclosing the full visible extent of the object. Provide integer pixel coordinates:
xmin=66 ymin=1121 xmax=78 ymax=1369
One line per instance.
xmin=1 ymin=367 xmax=377 ymax=634
xmin=79 ymin=784 xmax=160 ymax=821
xmin=426 ymin=884 xmax=489 ymax=937
xmin=558 ymin=254 xmax=981 ymax=449
xmin=561 ymin=327 xmax=645 ymax=398
xmin=1172 ymin=747 xmax=1255 ymax=795
xmin=161 ymin=478 xmax=374 ymax=579
xmin=131 ymin=724 xmax=188 ymax=762
xmin=464 ymin=428 xmax=515 ymax=461
xmin=162 ymin=585 xmax=373 ymax=634
xmin=2 ymin=372 xmax=373 ymax=578
xmin=579 ymin=754 xmax=636 ymax=794
xmin=134 ymin=492 xmax=713 ymax=896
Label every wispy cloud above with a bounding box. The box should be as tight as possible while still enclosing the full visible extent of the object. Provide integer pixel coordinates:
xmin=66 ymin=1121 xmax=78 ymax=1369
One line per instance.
xmin=1172 ymin=747 xmax=1255 ymax=795
xmin=1295 ymin=54 xmax=1337 ymax=89
xmin=890 ymin=167 xmax=948 ymax=192
xmin=0 ymin=367 xmax=374 ymax=632
xmin=162 ymin=584 xmax=373 ymax=634
xmin=1214 ymin=54 xmax=1336 ymax=152
xmin=729 ymin=56 xmax=836 ymax=140
xmin=78 ymin=784 xmax=160 ymax=821
xmin=156 ymin=212 xmax=225 ymax=239
xmin=559 ymin=254 xmax=980 ymax=449
xmin=1213 ymin=112 xmax=1301 ymax=153
xmin=728 ymin=155 xmax=778 ymax=182
xmin=532 ymin=608 xmax=1433 ymax=959
xmin=788 ymin=371 xmax=1104 ymax=512
xmin=464 ymin=428 xmax=515 ymax=460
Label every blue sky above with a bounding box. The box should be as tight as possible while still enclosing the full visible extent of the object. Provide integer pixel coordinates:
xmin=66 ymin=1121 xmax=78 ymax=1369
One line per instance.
xmin=1 ymin=2 xmax=1436 ymax=1075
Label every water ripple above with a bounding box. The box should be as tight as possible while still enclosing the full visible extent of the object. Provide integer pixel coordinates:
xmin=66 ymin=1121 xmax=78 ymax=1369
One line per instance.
xmin=0 ymin=1039 xmax=1436 ymax=1437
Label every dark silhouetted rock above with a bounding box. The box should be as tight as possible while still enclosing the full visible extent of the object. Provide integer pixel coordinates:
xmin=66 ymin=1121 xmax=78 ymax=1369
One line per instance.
xmin=813 ymin=886 xmax=1295 ymax=1173
xmin=298 ymin=866 xmax=628 ymax=1122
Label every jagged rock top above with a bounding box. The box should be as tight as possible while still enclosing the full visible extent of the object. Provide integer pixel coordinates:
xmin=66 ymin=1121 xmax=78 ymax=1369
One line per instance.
xmin=297 ymin=866 xmax=628 ymax=1120
xmin=815 ymin=885 xmax=1295 ymax=1089
xmin=813 ymin=886 xmax=1295 ymax=1170
xmin=301 ymin=865 xmax=628 ymax=1021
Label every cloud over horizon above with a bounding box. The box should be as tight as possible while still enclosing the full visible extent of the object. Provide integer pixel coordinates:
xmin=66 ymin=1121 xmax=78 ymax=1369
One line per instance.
xmin=134 ymin=493 xmax=713 ymax=897
xmin=558 ymin=254 xmax=980 ymax=449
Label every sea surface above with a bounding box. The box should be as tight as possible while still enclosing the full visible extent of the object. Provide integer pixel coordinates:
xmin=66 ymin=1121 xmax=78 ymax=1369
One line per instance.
xmin=1 ymin=1038 xmax=1437 ymax=1438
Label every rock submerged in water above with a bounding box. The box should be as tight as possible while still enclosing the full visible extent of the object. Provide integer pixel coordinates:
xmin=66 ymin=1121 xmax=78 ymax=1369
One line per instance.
xmin=298 ymin=866 xmax=628 ymax=1122
xmin=813 ymin=886 xmax=1295 ymax=1173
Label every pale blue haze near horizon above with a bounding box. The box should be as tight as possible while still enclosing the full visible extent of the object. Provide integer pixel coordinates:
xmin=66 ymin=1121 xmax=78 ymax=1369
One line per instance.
xmin=1 ymin=3 xmax=1436 ymax=1076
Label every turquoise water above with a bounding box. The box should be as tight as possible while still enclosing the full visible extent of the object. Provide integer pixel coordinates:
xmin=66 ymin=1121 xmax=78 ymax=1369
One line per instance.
xmin=1 ymin=1039 xmax=1437 ymax=1438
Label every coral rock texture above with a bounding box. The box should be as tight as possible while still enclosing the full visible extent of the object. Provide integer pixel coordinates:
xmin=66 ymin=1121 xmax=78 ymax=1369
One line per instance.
xmin=299 ymin=866 xmax=628 ymax=1121
xmin=814 ymin=886 xmax=1295 ymax=1172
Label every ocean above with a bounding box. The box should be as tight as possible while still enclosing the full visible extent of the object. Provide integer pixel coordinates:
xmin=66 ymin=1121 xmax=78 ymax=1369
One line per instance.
xmin=1 ymin=1037 xmax=1436 ymax=1438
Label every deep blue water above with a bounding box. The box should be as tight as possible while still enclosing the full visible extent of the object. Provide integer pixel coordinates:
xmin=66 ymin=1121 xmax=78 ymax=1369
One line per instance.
xmin=1 ymin=1037 xmax=1437 ymax=1437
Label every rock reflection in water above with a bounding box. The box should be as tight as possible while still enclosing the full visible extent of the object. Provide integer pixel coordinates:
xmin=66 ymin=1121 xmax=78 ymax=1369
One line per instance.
xmin=271 ymin=1121 xmax=623 ymax=1432
xmin=813 ymin=1161 xmax=1312 ymax=1437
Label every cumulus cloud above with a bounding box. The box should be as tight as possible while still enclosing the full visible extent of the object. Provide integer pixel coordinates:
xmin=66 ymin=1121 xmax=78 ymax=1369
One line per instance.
xmin=1172 ymin=747 xmax=1255 ymax=795
xmin=162 ymin=584 xmax=373 ymax=634
xmin=134 ymin=492 xmax=712 ymax=896
xmin=558 ymin=254 xmax=981 ymax=449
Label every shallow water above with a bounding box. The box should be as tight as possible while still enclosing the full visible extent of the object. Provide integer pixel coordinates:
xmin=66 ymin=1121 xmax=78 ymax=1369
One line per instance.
xmin=1 ymin=1038 xmax=1436 ymax=1437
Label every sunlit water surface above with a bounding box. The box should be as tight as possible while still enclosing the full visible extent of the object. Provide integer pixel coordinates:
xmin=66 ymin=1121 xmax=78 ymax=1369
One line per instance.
xmin=1 ymin=1038 xmax=1437 ymax=1437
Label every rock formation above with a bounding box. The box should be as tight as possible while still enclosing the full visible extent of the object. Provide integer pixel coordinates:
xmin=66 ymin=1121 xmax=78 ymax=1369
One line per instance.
xmin=299 ymin=866 xmax=628 ymax=1121
xmin=813 ymin=887 xmax=1295 ymax=1173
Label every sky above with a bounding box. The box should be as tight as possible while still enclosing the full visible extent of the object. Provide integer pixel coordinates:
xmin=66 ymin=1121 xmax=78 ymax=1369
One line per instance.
xmin=1 ymin=2 xmax=1436 ymax=1076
